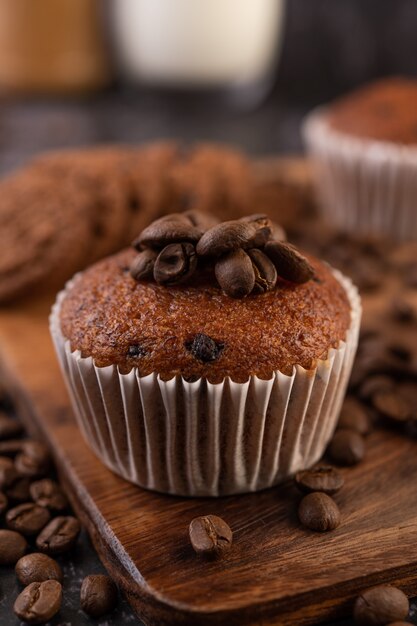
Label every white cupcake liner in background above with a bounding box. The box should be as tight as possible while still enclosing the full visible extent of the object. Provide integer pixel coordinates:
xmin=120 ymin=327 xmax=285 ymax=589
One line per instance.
xmin=303 ymin=107 xmax=417 ymax=242
xmin=49 ymin=269 xmax=361 ymax=497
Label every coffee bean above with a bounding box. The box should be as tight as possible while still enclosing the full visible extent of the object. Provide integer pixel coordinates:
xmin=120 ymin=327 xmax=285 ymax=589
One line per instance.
xmin=298 ymin=492 xmax=341 ymax=532
xmin=15 ymin=441 xmax=50 ymax=478
xmin=185 ymin=333 xmax=224 ymax=363
xmin=338 ymin=398 xmax=371 ymax=435
xmin=0 ymin=438 xmax=25 ymax=456
xmin=389 ymin=297 xmax=416 ymax=323
xmin=328 ymin=429 xmax=365 ymax=466
xmin=6 ymin=503 xmax=51 ymax=536
xmin=354 ymin=585 xmax=409 ymax=626
xmin=0 ymin=413 xmax=23 ymax=440
xmin=239 ymin=214 xmax=286 ymax=242
xmin=359 ymin=375 xmax=394 ymax=401
xmin=80 ymin=574 xmax=118 ymax=618
xmin=0 ymin=491 xmax=8 ymax=513
xmin=30 ymin=480 xmax=69 ymax=512
xmin=154 ymin=242 xmax=197 ymax=285
xmin=134 ymin=216 xmax=203 ymax=249
xmin=183 ymin=209 xmax=219 ymax=230
xmin=248 ymin=248 xmax=277 ymax=293
xmin=36 ymin=516 xmax=81 ymax=555
xmin=6 ymin=477 xmax=31 ymax=502
xmin=197 ymin=220 xmax=271 ymax=257
xmin=15 ymin=553 xmax=63 ymax=585
xmin=0 ymin=529 xmax=28 ymax=564
xmin=295 ymin=466 xmax=344 ymax=495
xmin=189 ymin=515 xmax=233 ymax=557
xmin=0 ymin=455 xmax=19 ymax=488
xmin=215 ymin=248 xmax=255 ymax=298
xmin=14 ymin=579 xmax=62 ymax=624
xmin=130 ymin=249 xmax=157 ymax=281
xmin=264 ymin=240 xmax=315 ymax=284
xmin=372 ymin=391 xmax=411 ymax=422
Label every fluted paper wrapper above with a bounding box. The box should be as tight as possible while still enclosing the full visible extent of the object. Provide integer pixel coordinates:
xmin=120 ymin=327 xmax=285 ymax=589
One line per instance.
xmin=303 ymin=107 xmax=417 ymax=242
xmin=50 ymin=269 xmax=361 ymax=497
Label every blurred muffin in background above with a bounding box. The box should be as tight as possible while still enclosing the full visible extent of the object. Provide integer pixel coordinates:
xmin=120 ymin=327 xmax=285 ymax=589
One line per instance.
xmin=303 ymin=77 xmax=417 ymax=242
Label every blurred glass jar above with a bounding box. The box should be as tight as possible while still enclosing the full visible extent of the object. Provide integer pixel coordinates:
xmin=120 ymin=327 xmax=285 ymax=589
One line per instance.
xmin=0 ymin=0 xmax=109 ymax=95
xmin=111 ymin=0 xmax=285 ymax=104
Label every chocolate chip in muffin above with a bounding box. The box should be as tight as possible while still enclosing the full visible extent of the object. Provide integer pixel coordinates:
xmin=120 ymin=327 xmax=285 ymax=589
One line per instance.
xmin=127 ymin=344 xmax=147 ymax=358
xmin=185 ymin=334 xmax=224 ymax=364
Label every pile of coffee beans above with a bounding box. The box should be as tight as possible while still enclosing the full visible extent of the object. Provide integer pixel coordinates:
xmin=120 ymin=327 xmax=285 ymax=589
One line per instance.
xmin=130 ymin=210 xmax=315 ymax=297
xmin=0 ymin=399 xmax=118 ymax=623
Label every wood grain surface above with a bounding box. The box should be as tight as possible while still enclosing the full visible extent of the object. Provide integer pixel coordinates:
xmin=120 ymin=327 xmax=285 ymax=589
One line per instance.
xmin=0 ymin=159 xmax=416 ymax=626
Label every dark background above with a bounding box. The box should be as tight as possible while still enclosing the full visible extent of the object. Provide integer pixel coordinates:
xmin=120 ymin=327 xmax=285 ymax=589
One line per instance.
xmin=1 ymin=1 xmax=417 ymax=624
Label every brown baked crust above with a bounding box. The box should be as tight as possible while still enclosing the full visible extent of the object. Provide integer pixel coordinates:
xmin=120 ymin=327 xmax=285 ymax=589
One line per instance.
xmin=59 ymin=249 xmax=351 ymax=383
xmin=327 ymin=77 xmax=417 ymax=145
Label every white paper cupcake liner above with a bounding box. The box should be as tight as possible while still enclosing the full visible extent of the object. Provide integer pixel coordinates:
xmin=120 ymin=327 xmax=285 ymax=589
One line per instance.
xmin=303 ymin=107 xmax=417 ymax=242
xmin=49 ymin=269 xmax=361 ymax=497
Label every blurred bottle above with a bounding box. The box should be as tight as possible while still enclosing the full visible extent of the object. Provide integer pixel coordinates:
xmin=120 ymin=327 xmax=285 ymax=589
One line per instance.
xmin=0 ymin=0 xmax=109 ymax=95
xmin=111 ymin=0 xmax=285 ymax=106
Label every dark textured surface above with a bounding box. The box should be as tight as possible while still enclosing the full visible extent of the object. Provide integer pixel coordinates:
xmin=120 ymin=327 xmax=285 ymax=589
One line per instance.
xmin=0 ymin=1 xmax=417 ymax=623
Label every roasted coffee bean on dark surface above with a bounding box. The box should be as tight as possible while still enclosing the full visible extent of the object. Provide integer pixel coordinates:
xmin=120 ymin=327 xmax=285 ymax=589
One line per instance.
xmin=197 ymin=219 xmax=270 ymax=257
xmin=0 ymin=529 xmax=28 ymax=565
xmin=129 ymin=248 xmax=157 ymax=281
xmin=134 ymin=215 xmax=203 ymax=249
xmin=0 ymin=490 xmax=8 ymax=513
xmin=0 ymin=456 xmax=18 ymax=488
xmin=215 ymin=248 xmax=256 ymax=298
xmin=0 ymin=413 xmax=23 ymax=439
xmin=353 ymin=585 xmax=409 ymax=626
xmin=264 ymin=240 xmax=315 ymax=284
xmin=338 ymin=398 xmax=371 ymax=435
xmin=36 ymin=515 xmax=81 ymax=555
xmin=298 ymin=492 xmax=341 ymax=532
xmin=15 ymin=553 xmax=63 ymax=585
xmin=185 ymin=333 xmax=224 ymax=363
xmin=154 ymin=242 xmax=197 ymax=285
xmin=295 ymin=466 xmax=344 ymax=495
xmin=328 ymin=429 xmax=366 ymax=466
xmin=248 ymin=248 xmax=278 ymax=293
xmin=6 ymin=503 xmax=51 ymax=536
xmin=15 ymin=441 xmax=50 ymax=477
xmin=30 ymin=479 xmax=69 ymax=512
xmin=189 ymin=515 xmax=233 ymax=557
xmin=14 ymin=579 xmax=62 ymax=624
xmin=372 ymin=391 xmax=411 ymax=422
xmin=80 ymin=574 xmax=118 ymax=618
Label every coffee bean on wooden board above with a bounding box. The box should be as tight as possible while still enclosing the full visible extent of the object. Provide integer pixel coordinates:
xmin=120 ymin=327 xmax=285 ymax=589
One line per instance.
xmin=0 ymin=413 xmax=23 ymax=439
xmin=15 ymin=553 xmax=63 ymax=585
xmin=30 ymin=479 xmax=69 ymax=512
xmin=264 ymin=240 xmax=315 ymax=284
xmin=353 ymin=585 xmax=409 ymax=626
xmin=154 ymin=242 xmax=197 ymax=285
xmin=0 ymin=529 xmax=28 ymax=565
xmin=295 ymin=466 xmax=344 ymax=495
xmin=0 ymin=455 xmax=19 ymax=488
xmin=80 ymin=574 xmax=118 ymax=618
xmin=298 ymin=492 xmax=341 ymax=532
xmin=0 ymin=490 xmax=8 ymax=513
xmin=215 ymin=248 xmax=255 ymax=298
xmin=372 ymin=391 xmax=411 ymax=422
xmin=189 ymin=515 xmax=233 ymax=557
xmin=15 ymin=440 xmax=50 ymax=478
xmin=6 ymin=503 xmax=51 ymax=536
xmin=36 ymin=516 xmax=81 ymax=555
xmin=337 ymin=398 xmax=371 ymax=435
xmin=14 ymin=579 xmax=62 ymax=624
xmin=327 ymin=429 xmax=365 ymax=466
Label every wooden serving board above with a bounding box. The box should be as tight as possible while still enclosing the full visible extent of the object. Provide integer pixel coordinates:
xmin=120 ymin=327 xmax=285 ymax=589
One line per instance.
xmin=1 ymin=159 xmax=417 ymax=626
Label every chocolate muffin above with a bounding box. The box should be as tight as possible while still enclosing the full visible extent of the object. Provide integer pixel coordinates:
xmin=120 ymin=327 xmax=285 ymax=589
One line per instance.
xmin=51 ymin=212 xmax=361 ymax=496
xmin=303 ymin=77 xmax=417 ymax=242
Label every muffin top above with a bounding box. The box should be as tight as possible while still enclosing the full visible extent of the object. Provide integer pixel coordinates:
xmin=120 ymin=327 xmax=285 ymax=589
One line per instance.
xmin=59 ymin=213 xmax=351 ymax=383
xmin=327 ymin=77 xmax=417 ymax=145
